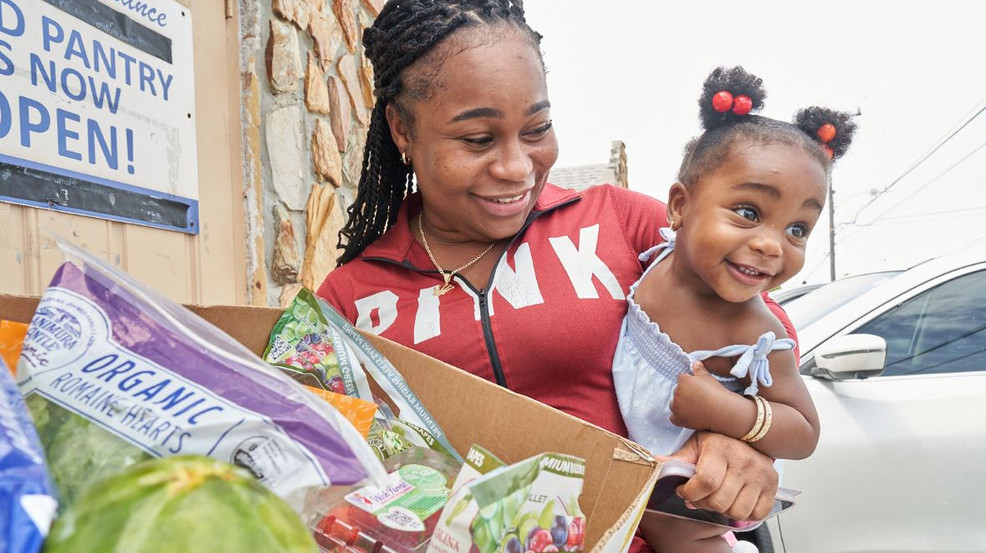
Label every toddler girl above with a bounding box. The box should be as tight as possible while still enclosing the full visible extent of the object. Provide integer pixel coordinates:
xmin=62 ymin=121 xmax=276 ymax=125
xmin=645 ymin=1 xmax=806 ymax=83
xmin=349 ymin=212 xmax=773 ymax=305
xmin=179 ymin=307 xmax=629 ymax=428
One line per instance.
xmin=614 ymin=66 xmax=856 ymax=552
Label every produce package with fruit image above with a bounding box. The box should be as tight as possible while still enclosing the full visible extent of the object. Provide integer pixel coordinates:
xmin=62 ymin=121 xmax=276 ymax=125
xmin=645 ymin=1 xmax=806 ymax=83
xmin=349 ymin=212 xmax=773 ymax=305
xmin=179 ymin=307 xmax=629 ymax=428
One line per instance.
xmin=16 ymin=241 xmax=386 ymax=511
xmin=311 ymin=447 xmax=462 ymax=553
xmin=428 ymin=445 xmax=505 ymax=553
xmin=265 ymin=289 xmax=461 ymax=463
xmin=428 ymin=452 xmax=586 ymax=553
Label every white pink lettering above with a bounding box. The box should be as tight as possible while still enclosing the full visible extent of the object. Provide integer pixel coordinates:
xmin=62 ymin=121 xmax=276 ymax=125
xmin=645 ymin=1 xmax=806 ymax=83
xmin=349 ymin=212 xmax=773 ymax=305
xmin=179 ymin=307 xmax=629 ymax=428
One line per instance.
xmin=354 ymin=290 xmax=398 ymax=334
xmin=492 ymin=243 xmax=545 ymax=309
xmin=414 ymin=287 xmax=441 ymax=344
xmin=548 ymin=224 xmax=625 ymax=300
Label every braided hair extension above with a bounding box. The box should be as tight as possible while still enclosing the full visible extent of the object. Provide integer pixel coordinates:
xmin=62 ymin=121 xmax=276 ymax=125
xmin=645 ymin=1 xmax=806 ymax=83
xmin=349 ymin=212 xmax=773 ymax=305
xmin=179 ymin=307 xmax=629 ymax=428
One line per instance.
xmin=336 ymin=0 xmax=542 ymax=265
xmin=678 ymin=66 xmax=857 ymax=187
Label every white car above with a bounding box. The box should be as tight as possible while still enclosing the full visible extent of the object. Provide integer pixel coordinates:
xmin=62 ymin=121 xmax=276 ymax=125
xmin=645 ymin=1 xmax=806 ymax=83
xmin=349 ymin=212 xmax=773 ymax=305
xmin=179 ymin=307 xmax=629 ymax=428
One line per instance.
xmin=757 ymin=248 xmax=986 ymax=553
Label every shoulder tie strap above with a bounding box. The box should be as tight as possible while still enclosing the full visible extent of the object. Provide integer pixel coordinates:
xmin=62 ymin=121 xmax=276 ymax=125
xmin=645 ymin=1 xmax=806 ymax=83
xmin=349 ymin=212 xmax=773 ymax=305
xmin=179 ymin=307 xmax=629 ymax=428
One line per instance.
xmin=686 ymin=331 xmax=795 ymax=396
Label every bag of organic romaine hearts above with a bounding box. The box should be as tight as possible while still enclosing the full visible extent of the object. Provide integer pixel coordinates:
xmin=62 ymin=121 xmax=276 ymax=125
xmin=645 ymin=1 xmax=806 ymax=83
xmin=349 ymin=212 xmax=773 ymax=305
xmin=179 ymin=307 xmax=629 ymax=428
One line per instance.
xmin=429 ymin=452 xmax=586 ymax=553
xmin=16 ymin=240 xmax=386 ymax=511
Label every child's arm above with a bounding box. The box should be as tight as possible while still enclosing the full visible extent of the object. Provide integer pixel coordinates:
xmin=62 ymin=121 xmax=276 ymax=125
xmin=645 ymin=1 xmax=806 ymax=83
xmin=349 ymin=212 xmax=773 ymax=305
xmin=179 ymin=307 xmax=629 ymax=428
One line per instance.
xmin=670 ymin=317 xmax=820 ymax=460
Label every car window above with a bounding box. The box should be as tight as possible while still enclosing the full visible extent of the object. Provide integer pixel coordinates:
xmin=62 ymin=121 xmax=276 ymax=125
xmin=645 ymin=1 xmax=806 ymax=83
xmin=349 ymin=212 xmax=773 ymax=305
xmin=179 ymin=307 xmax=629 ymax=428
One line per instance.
xmin=855 ymin=269 xmax=986 ymax=377
xmin=784 ymin=271 xmax=903 ymax=331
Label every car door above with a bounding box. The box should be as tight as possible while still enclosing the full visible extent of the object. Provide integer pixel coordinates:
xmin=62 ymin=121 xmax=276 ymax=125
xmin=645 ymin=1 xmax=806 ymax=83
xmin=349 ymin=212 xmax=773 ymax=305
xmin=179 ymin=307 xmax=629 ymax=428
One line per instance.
xmin=774 ymin=266 xmax=986 ymax=553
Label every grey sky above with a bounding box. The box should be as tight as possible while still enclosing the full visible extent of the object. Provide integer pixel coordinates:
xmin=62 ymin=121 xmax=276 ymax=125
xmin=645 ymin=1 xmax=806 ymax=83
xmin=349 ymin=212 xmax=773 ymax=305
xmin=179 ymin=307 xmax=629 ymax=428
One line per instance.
xmin=525 ymin=1 xmax=986 ymax=286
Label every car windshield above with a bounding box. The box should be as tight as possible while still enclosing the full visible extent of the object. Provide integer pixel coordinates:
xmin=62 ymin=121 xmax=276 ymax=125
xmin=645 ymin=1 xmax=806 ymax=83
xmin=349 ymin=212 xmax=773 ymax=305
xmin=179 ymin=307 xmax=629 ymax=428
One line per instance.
xmin=784 ymin=271 xmax=904 ymax=331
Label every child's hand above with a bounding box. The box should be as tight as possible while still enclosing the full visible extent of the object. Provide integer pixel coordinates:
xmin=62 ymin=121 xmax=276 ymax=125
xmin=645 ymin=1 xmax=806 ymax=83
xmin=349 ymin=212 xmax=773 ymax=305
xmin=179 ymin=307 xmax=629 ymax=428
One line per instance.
xmin=669 ymin=361 xmax=726 ymax=431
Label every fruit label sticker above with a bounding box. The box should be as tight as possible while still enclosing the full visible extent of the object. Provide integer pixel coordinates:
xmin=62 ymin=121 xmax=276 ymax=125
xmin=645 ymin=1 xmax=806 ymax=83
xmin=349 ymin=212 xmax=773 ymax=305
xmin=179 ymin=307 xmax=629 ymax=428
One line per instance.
xmin=428 ymin=452 xmax=586 ymax=553
xmin=344 ymin=463 xmax=452 ymax=532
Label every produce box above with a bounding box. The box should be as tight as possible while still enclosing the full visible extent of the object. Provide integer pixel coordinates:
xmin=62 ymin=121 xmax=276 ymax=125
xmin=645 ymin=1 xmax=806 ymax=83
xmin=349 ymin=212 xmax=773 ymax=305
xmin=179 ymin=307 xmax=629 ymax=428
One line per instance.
xmin=0 ymin=294 xmax=660 ymax=553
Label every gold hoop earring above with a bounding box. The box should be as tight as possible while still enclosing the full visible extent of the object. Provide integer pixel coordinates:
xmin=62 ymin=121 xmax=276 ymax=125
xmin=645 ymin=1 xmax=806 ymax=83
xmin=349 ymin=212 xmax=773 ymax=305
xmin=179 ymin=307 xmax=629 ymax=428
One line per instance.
xmin=400 ymin=151 xmax=411 ymax=166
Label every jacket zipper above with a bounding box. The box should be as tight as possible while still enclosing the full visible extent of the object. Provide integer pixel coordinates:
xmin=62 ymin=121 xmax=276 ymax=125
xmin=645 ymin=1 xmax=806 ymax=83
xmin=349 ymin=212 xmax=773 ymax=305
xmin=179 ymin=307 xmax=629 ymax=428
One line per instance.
xmin=476 ymin=291 xmax=507 ymax=387
xmin=364 ymin=195 xmax=581 ymax=390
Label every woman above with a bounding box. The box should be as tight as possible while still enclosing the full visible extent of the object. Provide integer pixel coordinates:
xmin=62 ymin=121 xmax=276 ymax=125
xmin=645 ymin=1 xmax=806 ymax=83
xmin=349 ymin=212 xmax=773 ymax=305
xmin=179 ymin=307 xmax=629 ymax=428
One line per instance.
xmin=318 ymin=1 xmax=790 ymax=550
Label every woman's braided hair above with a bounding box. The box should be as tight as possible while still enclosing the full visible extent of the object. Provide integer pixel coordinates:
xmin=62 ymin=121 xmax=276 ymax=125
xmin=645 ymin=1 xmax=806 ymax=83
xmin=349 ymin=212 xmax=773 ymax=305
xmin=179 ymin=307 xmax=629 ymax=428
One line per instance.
xmin=678 ymin=66 xmax=858 ymax=187
xmin=336 ymin=0 xmax=542 ymax=265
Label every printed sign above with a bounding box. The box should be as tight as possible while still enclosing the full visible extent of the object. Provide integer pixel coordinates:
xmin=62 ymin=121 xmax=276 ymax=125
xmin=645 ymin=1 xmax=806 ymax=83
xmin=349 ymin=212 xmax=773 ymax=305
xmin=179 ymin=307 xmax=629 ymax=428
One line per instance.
xmin=0 ymin=0 xmax=199 ymax=233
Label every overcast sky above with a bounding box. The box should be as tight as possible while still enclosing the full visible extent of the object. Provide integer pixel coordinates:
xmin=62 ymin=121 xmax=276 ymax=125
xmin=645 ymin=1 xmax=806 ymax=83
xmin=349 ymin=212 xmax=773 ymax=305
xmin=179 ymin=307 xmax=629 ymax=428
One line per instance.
xmin=525 ymin=1 xmax=986 ymax=287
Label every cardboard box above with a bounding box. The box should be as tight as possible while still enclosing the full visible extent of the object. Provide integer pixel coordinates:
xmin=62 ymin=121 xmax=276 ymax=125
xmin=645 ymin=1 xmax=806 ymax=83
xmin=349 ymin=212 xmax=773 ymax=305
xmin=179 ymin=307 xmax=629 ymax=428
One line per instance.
xmin=1 ymin=294 xmax=659 ymax=553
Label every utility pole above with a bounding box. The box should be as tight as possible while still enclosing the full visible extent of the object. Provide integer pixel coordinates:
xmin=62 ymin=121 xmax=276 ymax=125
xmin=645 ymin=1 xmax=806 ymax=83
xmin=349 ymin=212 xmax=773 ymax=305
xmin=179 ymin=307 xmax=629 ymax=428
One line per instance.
xmin=829 ymin=178 xmax=836 ymax=281
xmin=828 ymin=107 xmax=861 ymax=282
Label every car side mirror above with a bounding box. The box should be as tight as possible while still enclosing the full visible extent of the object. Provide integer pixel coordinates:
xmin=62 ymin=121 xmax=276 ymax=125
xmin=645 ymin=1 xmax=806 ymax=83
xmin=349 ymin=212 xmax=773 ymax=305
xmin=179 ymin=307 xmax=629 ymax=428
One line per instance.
xmin=811 ymin=334 xmax=887 ymax=381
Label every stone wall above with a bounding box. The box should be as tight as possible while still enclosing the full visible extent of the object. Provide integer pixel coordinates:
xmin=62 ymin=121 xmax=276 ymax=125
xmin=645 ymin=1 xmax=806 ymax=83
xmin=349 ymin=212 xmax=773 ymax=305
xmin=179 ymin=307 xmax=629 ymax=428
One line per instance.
xmin=239 ymin=0 xmax=382 ymax=306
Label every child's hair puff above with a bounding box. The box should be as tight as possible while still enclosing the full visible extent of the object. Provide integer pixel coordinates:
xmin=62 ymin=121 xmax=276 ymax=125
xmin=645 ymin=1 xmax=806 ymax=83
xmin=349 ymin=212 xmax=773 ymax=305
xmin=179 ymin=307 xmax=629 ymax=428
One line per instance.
xmin=698 ymin=66 xmax=768 ymax=129
xmin=795 ymin=107 xmax=857 ymax=161
xmin=678 ymin=66 xmax=857 ymax=186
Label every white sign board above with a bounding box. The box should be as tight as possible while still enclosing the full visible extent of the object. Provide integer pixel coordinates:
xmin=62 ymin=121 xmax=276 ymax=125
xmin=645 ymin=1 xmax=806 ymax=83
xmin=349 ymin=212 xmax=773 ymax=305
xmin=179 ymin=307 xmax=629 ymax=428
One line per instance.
xmin=0 ymin=0 xmax=199 ymax=233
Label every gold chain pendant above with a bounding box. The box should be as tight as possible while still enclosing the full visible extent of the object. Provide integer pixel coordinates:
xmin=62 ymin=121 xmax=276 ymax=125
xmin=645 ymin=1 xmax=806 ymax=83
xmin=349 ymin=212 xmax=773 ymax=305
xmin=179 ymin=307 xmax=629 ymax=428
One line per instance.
xmin=434 ymin=273 xmax=454 ymax=296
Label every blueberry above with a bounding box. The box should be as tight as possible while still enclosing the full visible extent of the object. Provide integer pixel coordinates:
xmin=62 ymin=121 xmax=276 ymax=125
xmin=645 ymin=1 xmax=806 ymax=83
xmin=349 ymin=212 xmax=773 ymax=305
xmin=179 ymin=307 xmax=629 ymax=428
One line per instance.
xmin=550 ymin=516 xmax=568 ymax=547
xmin=504 ymin=536 xmax=523 ymax=553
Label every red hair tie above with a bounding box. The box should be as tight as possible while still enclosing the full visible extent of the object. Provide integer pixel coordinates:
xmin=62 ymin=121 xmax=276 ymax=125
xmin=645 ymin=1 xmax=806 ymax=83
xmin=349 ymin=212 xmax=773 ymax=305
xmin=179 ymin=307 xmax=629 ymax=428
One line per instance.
xmin=821 ymin=145 xmax=834 ymax=159
xmin=712 ymin=91 xmax=753 ymax=115
xmin=732 ymin=95 xmax=752 ymax=115
xmin=817 ymin=123 xmax=837 ymax=144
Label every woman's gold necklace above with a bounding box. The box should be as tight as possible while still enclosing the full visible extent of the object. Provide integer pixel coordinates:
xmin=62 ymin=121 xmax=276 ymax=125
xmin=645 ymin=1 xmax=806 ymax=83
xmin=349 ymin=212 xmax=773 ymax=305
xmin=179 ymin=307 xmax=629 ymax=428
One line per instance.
xmin=417 ymin=214 xmax=496 ymax=296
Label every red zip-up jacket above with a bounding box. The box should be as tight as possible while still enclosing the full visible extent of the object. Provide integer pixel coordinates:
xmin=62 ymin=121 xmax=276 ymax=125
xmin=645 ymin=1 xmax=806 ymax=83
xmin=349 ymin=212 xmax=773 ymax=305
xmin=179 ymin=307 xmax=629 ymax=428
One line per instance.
xmin=320 ymin=184 xmax=667 ymax=435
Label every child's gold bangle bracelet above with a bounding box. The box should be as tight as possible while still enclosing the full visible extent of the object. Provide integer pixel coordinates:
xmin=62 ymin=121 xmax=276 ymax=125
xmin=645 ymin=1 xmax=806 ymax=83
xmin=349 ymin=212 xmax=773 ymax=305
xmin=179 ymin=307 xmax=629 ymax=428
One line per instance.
xmin=745 ymin=396 xmax=773 ymax=444
xmin=741 ymin=395 xmax=766 ymax=442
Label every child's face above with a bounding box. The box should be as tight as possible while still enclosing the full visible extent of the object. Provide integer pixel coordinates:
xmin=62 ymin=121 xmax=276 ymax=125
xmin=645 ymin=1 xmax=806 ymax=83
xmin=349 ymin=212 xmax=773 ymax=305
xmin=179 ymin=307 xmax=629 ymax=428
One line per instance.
xmin=669 ymin=142 xmax=827 ymax=303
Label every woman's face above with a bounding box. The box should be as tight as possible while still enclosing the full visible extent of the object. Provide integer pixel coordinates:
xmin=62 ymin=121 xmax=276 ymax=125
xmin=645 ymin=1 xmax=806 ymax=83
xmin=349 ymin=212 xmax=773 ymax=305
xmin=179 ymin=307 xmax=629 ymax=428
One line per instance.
xmin=387 ymin=26 xmax=559 ymax=243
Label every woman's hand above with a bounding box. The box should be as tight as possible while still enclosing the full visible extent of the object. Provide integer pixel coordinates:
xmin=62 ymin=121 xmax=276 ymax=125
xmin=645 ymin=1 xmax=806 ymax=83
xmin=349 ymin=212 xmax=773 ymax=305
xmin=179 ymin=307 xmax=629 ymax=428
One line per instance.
xmin=667 ymin=430 xmax=779 ymax=521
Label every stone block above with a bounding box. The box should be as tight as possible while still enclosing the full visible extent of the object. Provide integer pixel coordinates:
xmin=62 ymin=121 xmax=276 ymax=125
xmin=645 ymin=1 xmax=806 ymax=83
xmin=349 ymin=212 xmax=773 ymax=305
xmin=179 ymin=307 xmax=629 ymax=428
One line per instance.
xmin=332 ymin=0 xmax=359 ymax=54
xmin=337 ymin=54 xmax=368 ymax=124
xmin=301 ymin=184 xmax=346 ymax=291
xmin=308 ymin=10 xmax=342 ymax=68
xmin=272 ymin=204 xmax=302 ymax=284
xmin=272 ymin=0 xmax=313 ymax=30
xmin=327 ymin=75 xmax=351 ymax=152
xmin=312 ymin=118 xmax=344 ymax=187
xmin=266 ymin=18 xmax=301 ymax=93
xmin=266 ymin=102 xmax=308 ymax=210
xmin=304 ymin=53 xmax=331 ymax=114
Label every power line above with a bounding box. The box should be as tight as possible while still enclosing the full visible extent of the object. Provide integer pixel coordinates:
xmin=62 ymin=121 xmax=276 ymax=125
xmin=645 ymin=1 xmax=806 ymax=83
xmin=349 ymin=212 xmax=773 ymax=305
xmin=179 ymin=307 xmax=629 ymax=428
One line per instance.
xmin=852 ymin=206 xmax=986 ymax=227
xmin=854 ymin=138 xmax=986 ymax=226
xmin=846 ymin=97 xmax=986 ymax=225
xmin=833 ymin=136 xmax=986 ymax=246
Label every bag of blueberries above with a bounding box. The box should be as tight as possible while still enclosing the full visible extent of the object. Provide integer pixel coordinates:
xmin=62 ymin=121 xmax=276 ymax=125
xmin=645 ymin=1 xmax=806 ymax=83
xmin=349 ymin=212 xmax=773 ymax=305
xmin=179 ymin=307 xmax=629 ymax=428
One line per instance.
xmin=429 ymin=451 xmax=587 ymax=553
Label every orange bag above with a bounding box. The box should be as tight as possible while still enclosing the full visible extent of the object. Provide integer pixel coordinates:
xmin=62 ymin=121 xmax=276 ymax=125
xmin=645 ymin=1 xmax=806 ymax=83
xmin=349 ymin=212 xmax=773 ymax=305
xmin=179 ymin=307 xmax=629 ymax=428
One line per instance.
xmin=0 ymin=320 xmax=28 ymax=375
xmin=304 ymin=385 xmax=378 ymax=438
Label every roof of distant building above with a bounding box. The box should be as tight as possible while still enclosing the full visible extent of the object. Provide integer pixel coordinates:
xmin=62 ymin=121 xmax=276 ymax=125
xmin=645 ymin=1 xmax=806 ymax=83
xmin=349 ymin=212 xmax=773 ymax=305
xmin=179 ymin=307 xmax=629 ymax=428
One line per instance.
xmin=549 ymin=140 xmax=628 ymax=192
